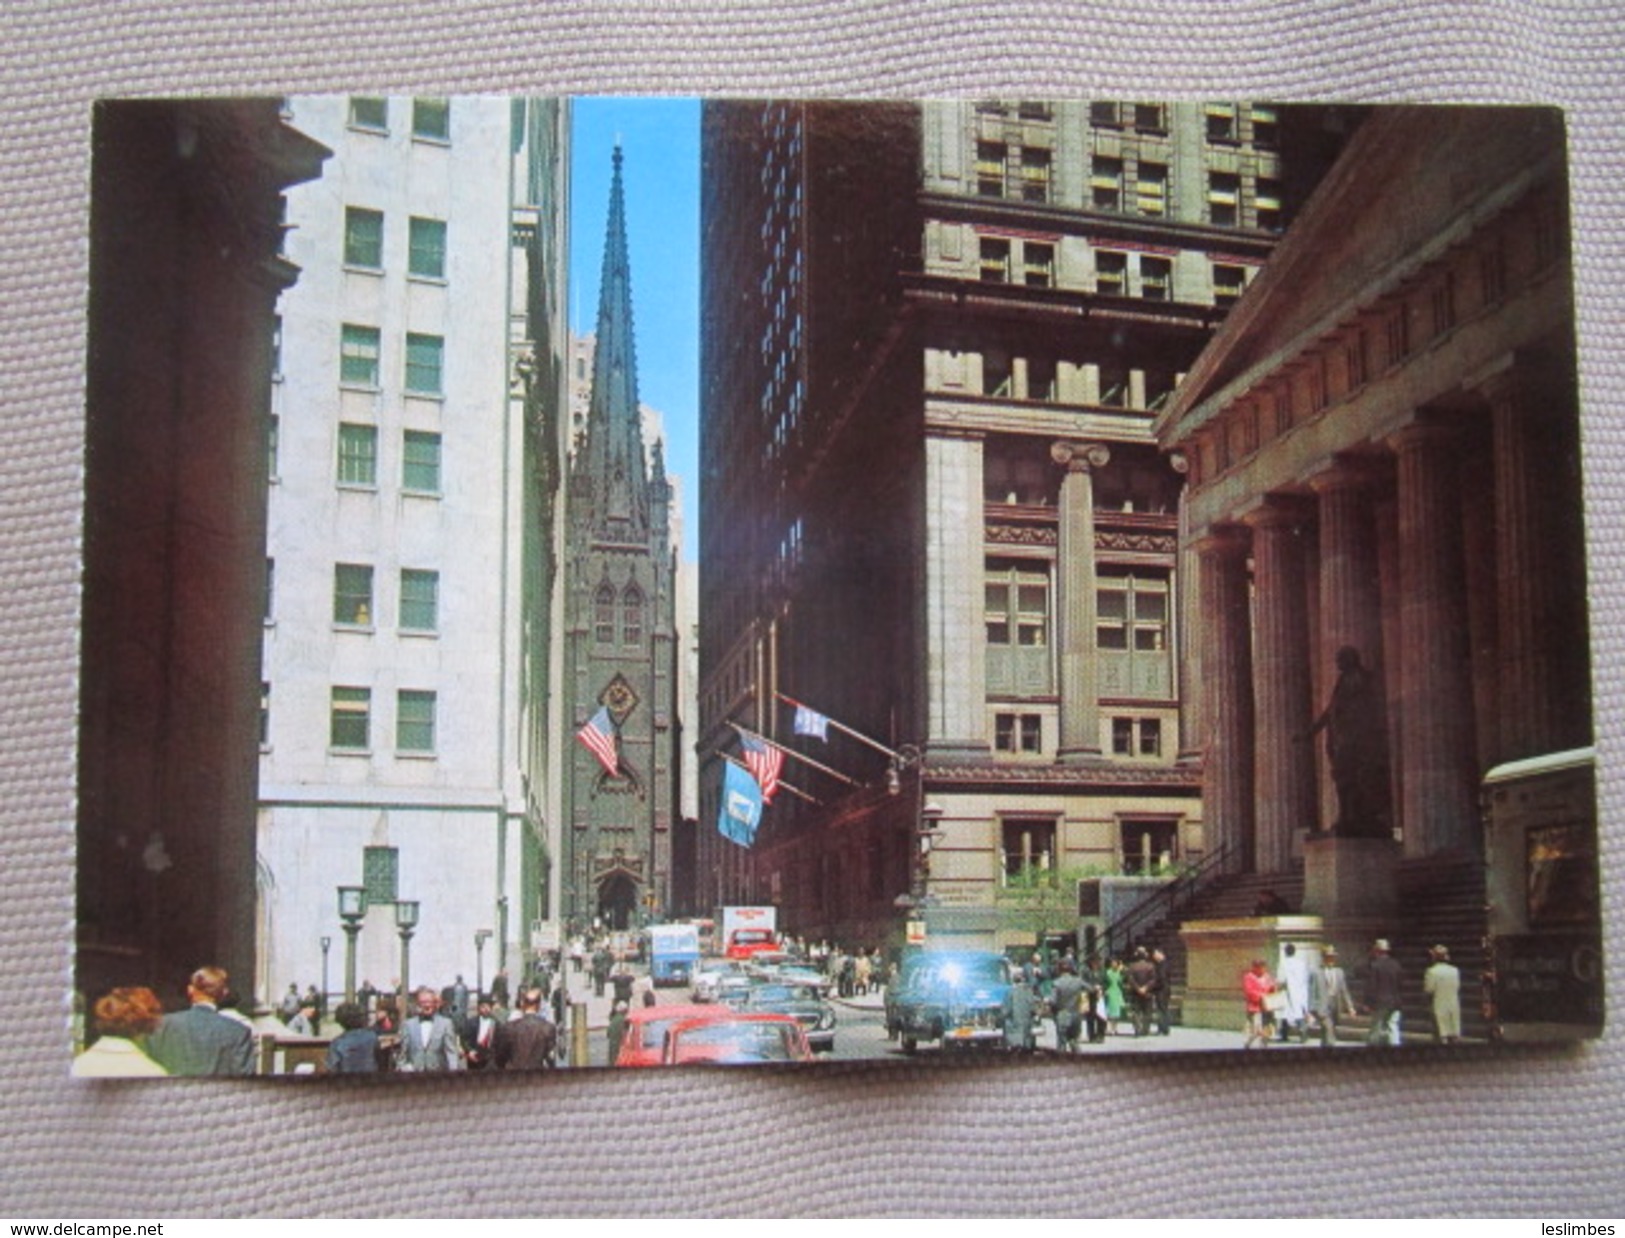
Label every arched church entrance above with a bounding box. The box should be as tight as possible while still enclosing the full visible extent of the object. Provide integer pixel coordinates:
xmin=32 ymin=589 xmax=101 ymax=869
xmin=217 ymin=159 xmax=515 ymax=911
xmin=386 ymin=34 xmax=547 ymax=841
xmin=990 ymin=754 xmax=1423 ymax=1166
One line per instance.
xmin=597 ymin=872 xmax=639 ymax=931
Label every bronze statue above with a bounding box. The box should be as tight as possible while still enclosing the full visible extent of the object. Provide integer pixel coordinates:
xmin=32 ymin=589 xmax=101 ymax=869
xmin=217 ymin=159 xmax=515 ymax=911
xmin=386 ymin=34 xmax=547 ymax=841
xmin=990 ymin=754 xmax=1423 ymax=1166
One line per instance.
xmin=1303 ymin=646 xmax=1391 ymax=839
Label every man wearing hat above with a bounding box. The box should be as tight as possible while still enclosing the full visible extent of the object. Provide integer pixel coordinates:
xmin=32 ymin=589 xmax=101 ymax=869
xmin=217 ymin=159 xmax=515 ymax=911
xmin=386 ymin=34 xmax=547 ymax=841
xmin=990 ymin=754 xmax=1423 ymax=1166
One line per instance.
xmin=1363 ymin=938 xmax=1404 ymax=1046
xmin=1423 ymin=945 xmax=1462 ymax=1044
xmin=1308 ymin=946 xmax=1357 ymax=1047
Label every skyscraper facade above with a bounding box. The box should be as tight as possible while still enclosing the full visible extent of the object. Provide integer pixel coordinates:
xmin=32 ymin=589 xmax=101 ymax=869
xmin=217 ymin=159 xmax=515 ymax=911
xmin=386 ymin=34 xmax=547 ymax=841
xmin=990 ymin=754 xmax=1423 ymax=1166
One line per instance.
xmin=257 ymin=96 xmax=570 ymax=998
xmin=697 ymin=101 xmax=1317 ymax=950
xmin=560 ymin=149 xmax=681 ymax=932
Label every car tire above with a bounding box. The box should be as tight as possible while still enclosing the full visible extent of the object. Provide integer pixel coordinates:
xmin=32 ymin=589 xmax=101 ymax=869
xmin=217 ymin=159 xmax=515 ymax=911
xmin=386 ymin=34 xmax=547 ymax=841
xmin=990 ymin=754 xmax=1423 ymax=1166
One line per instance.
xmin=901 ymin=1035 xmax=917 ymax=1055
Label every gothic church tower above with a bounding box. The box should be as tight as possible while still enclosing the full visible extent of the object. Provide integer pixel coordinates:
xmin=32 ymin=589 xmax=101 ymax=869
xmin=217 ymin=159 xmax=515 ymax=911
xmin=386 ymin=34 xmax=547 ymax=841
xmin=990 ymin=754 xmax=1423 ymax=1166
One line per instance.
xmin=563 ymin=147 xmax=678 ymax=931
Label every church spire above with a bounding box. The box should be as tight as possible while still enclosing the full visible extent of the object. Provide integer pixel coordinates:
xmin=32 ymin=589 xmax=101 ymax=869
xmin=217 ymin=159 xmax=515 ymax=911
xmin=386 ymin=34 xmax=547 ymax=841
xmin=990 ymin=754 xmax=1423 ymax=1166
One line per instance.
xmin=580 ymin=144 xmax=650 ymax=537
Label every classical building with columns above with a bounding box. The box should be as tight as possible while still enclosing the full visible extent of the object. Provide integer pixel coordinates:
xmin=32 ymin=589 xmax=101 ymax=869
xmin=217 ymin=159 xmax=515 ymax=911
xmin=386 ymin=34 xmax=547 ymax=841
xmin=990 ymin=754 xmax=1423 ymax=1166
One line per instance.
xmin=1156 ymin=107 xmax=1587 ymax=991
xmin=697 ymin=101 xmax=1346 ymax=949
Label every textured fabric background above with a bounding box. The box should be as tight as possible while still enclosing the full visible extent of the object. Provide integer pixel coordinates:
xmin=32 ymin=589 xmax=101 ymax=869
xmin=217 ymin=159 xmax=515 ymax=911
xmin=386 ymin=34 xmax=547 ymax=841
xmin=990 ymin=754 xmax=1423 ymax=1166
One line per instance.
xmin=3 ymin=0 xmax=1622 ymax=1218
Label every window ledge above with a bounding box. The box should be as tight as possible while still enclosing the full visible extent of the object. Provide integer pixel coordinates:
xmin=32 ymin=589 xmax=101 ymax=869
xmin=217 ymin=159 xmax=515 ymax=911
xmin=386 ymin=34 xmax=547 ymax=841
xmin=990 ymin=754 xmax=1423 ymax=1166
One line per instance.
xmin=339 ymin=382 xmax=382 ymax=396
xmin=332 ymin=623 xmax=376 ymax=635
xmin=400 ymin=628 xmax=439 ymax=639
xmin=401 ymin=488 xmax=443 ymax=501
xmin=407 ymin=274 xmax=448 ymax=288
xmin=347 ymin=124 xmax=389 ymax=138
xmin=404 ymin=391 xmax=446 ymax=404
xmin=396 ymin=749 xmax=438 ymax=760
xmin=411 ymin=134 xmax=451 ymax=148
xmin=336 ymin=482 xmax=379 ymax=494
xmin=329 ymin=747 xmax=373 ymax=758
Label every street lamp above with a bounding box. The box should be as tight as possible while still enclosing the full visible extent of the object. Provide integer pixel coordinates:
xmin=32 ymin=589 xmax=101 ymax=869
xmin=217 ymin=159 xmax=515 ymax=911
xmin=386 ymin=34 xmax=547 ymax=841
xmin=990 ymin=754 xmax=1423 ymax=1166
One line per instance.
xmin=338 ymin=884 xmax=365 ymax=1003
xmin=915 ymin=801 xmax=944 ymax=902
xmin=474 ymin=928 xmax=492 ymax=997
xmin=319 ymin=935 xmax=332 ymax=1021
xmin=395 ymin=899 xmax=420 ymax=1000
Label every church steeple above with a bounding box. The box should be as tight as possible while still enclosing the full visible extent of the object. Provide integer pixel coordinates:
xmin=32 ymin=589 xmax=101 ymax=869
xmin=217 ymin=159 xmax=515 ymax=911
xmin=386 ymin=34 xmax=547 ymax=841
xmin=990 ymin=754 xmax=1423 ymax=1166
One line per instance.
xmin=579 ymin=145 xmax=650 ymax=538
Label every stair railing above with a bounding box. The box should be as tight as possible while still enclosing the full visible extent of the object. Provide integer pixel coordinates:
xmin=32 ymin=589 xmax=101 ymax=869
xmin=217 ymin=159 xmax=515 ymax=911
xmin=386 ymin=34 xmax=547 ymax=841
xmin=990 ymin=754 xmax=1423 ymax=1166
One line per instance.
xmin=1099 ymin=839 xmax=1237 ymax=962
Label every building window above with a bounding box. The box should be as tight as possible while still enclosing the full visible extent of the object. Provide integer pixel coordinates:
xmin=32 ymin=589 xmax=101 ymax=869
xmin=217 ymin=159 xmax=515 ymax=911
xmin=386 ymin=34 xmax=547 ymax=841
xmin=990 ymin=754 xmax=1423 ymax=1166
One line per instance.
xmin=1029 ymin=356 xmax=1057 ymax=402
xmin=975 ymin=141 xmax=1006 ymax=197
xmin=1205 ymin=102 xmax=1238 ymax=143
xmin=330 ymin=686 xmax=371 ymax=750
xmin=622 ymin=585 xmax=644 ymax=646
xmin=985 ymin=559 xmax=1051 ymax=694
xmin=1250 ymin=104 xmax=1279 ymax=148
xmin=1095 ymin=249 xmax=1127 ymax=296
xmin=1089 ymin=101 xmax=1121 ymax=128
xmin=1023 ymin=242 xmax=1054 ymax=288
xmin=412 ymin=97 xmax=450 ymax=141
xmin=1346 ymin=334 xmax=1368 ymax=390
xmin=979 ymin=237 xmax=1011 ymax=283
xmin=271 ymin=315 xmax=282 ymax=378
xmin=404 ymin=333 xmax=444 ymax=396
xmin=1002 ymin=818 xmax=1056 ymax=883
xmin=343 ymin=207 xmax=383 ymax=269
xmin=349 ymin=96 xmax=388 ymax=131
xmin=1140 ymin=255 xmax=1171 ymax=301
xmin=397 ymin=689 xmax=437 ymax=753
xmin=1111 ymin=717 xmax=1163 ymax=758
xmin=400 ymin=568 xmax=439 ymax=632
xmin=340 ymin=324 xmax=381 ymax=387
xmin=594 ymin=584 xmax=616 ymax=644
xmin=1016 ymin=101 xmax=1053 ymax=121
xmin=1098 ymin=362 xmax=1128 ymax=407
xmin=1019 ymin=148 xmax=1051 ymax=203
xmin=1096 ymin=570 xmax=1172 ymax=698
xmin=259 ymin=682 xmax=270 ymax=748
xmin=333 ymin=563 xmax=374 ymax=627
xmin=1090 ymin=156 xmax=1123 ymax=211
xmin=337 ymin=422 xmax=377 ymax=487
xmin=267 ymin=414 xmax=279 ymax=480
xmin=1133 ymin=103 xmax=1166 ymax=133
xmin=1386 ymin=307 xmax=1410 ymax=368
xmin=1431 ymin=273 xmax=1456 ymax=336
xmin=408 ymin=216 xmax=447 ymax=279
xmin=1208 ymin=172 xmax=1239 ymax=226
xmin=363 ymin=845 xmax=398 ymax=904
xmin=982 ymin=349 xmax=1013 ymax=398
xmin=1213 ymin=263 xmax=1246 ymax=308
xmin=995 ymin=712 xmax=1043 ymax=754
xmin=265 ymin=558 xmax=275 ymax=622
xmin=1308 ymin=356 xmax=1327 ymax=411
xmin=1480 ymin=241 xmax=1507 ymax=306
xmin=1137 ymin=162 xmax=1168 ymax=217
xmin=1255 ymin=177 xmax=1283 ymax=232
xmin=402 ymin=430 xmax=442 ymax=493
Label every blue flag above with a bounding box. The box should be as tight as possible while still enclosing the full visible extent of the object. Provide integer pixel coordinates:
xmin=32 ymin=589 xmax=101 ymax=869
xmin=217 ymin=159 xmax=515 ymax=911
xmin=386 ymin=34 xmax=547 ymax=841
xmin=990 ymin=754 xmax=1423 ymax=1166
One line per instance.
xmin=718 ymin=760 xmax=764 ymax=847
xmin=794 ymin=705 xmax=829 ymax=741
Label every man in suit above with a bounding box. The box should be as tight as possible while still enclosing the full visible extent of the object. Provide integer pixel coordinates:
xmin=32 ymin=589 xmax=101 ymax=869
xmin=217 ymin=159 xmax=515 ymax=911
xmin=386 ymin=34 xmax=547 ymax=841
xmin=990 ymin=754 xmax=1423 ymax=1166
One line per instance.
xmin=461 ymin=996 xmax=500 ymax=1070
xmin=494 ymin=988 xmax=557 ymax=1070
xmin=147 ymin=965 xmax=255 ymax=1076
xmin=395 ymin=986 xmax=465 ymax=1072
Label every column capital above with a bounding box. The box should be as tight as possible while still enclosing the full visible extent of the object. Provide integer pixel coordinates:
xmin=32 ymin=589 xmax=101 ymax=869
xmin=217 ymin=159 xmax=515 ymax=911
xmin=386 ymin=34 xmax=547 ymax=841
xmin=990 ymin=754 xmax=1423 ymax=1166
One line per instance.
xmin=1238 ymin=495 xmax=1314 ymax=531
xmin=1192 ymin=524 xmax=1251 ymax=559
xmin=1307 ymin=455 xmax=1385 ymax=497
xmin=1051 ymin=440 xmax=1111 ymax=472
xmin=1385 ymin=416 xmax=1463 ymax=456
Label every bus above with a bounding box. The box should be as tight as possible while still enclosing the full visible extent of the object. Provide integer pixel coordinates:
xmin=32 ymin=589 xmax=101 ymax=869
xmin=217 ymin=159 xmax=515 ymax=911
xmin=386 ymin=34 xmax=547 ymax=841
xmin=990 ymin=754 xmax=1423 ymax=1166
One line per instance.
xmin=1482 ymin=747 xmax=1604 ymax=1041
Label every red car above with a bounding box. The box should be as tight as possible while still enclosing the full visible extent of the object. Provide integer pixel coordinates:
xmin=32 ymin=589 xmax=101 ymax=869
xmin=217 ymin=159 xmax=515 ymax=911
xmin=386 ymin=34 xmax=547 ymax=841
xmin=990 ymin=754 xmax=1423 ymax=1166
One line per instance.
xmin=613 ymin=1003 xmax=724 ymax=1067
xmin=661 ymin=1013 xmax=814 ymax=1065
xmin=724 ymin=927 xmax=781 ymax=959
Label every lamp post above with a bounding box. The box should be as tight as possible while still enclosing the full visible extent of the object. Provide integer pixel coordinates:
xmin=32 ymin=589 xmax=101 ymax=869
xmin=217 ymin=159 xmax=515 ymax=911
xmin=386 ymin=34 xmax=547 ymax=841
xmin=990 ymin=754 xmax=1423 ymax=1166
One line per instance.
xmin=395 ymin=899 xmax=420 ymax=1002
xmin=319 ymin=935 xmax=332 ymax=1022
xmin=474 ymin=928 xmax=492 ymax=997
xmin=338 ymin=884 xmax=365 ymax=1003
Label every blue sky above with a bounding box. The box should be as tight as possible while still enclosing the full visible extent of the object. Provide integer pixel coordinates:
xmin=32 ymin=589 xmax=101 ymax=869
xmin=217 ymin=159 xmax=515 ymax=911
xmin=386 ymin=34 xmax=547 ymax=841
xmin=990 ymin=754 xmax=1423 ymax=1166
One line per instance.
xmin=570 ymin=98 xmax=701 ymax=561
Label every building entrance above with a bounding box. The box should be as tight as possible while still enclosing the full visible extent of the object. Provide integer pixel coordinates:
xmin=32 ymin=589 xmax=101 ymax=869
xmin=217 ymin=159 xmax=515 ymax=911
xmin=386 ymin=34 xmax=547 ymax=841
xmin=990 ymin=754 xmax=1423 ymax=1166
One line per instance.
xmin=597 ymin=872 xmax=639 ymax=931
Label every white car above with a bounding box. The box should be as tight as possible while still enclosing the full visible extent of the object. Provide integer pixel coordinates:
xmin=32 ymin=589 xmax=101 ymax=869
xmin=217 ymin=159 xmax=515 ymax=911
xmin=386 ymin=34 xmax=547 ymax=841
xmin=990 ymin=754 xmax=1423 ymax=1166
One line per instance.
xmin=690 ymin=959 xmax=748 ymax=1003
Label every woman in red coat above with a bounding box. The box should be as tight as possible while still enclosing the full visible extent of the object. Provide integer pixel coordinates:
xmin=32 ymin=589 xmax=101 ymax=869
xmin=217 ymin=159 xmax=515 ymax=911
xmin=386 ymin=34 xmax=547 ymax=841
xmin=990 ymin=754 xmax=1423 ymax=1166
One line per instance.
xmin=1243 ymin=959 xmax=1277 ymax=1049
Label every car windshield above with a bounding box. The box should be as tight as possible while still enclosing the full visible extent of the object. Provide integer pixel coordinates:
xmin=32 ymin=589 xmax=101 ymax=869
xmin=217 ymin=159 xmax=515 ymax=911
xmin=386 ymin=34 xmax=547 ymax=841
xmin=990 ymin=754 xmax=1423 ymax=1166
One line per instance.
xmin=910 ymin=957 xmax=1007 ymax=988
xmin=670 ymin=1021 xmax=797 ymax=1062
xmin=750 ymin=984 xmax=814 ymax=1003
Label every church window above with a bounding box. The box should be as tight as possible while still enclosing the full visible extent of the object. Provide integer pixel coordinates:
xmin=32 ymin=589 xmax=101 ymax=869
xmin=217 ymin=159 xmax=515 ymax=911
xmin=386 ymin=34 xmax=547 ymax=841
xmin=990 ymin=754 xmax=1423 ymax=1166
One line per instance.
xmin=594 ymin=585 xmax=615 ymax=644
xmin=622 ymin=585 xmax=645 ymax=647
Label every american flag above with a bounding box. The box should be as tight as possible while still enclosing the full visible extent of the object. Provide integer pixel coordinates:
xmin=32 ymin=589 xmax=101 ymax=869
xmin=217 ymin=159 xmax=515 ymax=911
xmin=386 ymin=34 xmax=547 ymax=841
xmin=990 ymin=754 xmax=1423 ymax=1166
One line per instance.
xmin=739 ymin=732 xmax=784 ymax=803
xmin=576 ymin=706 xmax=620 ymax=776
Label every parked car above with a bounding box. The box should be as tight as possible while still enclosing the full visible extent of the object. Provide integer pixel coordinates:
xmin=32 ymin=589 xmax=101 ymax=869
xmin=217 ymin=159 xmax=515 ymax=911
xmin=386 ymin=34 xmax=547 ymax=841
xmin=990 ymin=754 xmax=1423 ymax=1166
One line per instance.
xmin=613 ymin=1003 xmax=723 ymax=1068
xmin=661 ymin=1013 xmax=814 ymax=1065
xmin=741 ymin=981 xmax=837 ymax=1052
xmin=690 ymin=959 xmax=748 ymax=1003
xmin=884 ymin=950 xmax=1012 ymax=1054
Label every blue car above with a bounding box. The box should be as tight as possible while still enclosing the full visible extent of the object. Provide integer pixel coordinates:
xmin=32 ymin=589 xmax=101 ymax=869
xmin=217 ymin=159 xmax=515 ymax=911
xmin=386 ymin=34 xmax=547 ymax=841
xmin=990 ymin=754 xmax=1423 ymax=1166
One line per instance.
xmin=884 ymin=950 xmax=1012 ymax=1054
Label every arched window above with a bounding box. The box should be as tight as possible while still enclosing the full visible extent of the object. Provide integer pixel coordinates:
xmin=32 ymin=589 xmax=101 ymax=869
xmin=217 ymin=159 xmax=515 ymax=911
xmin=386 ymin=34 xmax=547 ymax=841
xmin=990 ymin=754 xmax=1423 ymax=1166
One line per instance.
xmin=622 ymin=584 xmax=644 ymax=647
xmin=594 ymin=584 xmax=615 ymax=644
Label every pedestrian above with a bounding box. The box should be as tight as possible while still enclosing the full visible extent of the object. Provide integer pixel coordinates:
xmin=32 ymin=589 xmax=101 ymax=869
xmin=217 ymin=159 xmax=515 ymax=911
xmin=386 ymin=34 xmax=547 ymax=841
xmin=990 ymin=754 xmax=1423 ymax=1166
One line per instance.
xmin=1004 ymin=971 xmax=1036 ymax=1053
xmin=449 ymin=974 xmax=470 ymax=1026
xmin=73 ymin=987 xmax=168 ymax=1078
xmin=1050 ymin=959 xmax=1085 ymax=1055
xmin=286 ymin=1002 xmax=319 ymax=1038
xmin=1243 ymin=959 xmax=1277 ymax=1049
xmin=490 ymin=969 xmax=511 ymax=1010
xmin=1308 ymin=945 xmax=1357 ymax=1047
xmin=495 ymin=988 xmax=557 ymax=1071
xmin=1276 ymin=943 xmax=1311 ymax=1042
xmin=462 ymin=997 xmax=500 ymax=1070
xmin=1363 ymin=938 xmax=1404 ymax=1046
xmin=1080 ymin=954 xmax=1106 ymax=1043
xmin=607 ymin=1000 xmax=629 ymax=1063
xmin=1151 ymin=949 xmax=1172 ymax=1035
xmin=1102 ymin=958 xmax=1125 ymax=1035
xmin=326 ymin=1001 xmax=380 ymax=1073
xmin=148 ymin=965 xmax=256 ymax=1076
xmin=278 ymin=983 xmax=301 ymax=1024
xmin=1125 ymin=947 xmax=1159 ymax=1038
xmin=357 ymin=978 xmax=377 ymax=1015
xmin=1423 ymin=945 xmax=1462 ymax=1044
xmin=395 ymin=987 xmax=466 ymax=1072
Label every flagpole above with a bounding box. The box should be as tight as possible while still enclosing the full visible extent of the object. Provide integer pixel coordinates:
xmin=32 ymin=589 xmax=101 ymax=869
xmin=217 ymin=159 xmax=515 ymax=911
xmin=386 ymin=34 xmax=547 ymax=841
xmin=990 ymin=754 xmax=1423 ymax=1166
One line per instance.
xmin=729 ymin=721 xmax=860 ymax=787
xmin=775 ymin=691 xmax=902 ymax=762
xmin=716 ymin=751 xmax=820 ymax=805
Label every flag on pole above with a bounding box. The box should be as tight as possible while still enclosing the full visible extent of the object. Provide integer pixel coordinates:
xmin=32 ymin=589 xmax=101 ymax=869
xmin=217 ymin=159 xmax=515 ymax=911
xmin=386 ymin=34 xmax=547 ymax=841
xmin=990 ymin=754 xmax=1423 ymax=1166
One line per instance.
xmin=739 ymin=732 xmax=785 ymax=803
xmin=576 ymin=706 xmax=619 ymax=776
xmin=718 ymin=760 xmax=764 ymax=847
xmin=794 ymin=704 xmax=829 ymax=741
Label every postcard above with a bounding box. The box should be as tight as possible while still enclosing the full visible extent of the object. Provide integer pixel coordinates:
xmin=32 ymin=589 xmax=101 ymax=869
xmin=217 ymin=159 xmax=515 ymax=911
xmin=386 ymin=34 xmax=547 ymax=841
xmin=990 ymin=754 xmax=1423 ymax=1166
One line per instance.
xmin=75 ymin=97 xmax=1600 ymax=1076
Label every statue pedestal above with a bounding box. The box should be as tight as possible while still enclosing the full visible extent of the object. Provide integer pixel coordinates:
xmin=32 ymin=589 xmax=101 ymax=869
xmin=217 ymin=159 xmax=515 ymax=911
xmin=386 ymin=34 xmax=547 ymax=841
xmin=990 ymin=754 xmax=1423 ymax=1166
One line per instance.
xmin=1302 ymin=835 xmax=1401 ymax=920
xmin=1178 ymin=916 xmax=1322 ymax=1032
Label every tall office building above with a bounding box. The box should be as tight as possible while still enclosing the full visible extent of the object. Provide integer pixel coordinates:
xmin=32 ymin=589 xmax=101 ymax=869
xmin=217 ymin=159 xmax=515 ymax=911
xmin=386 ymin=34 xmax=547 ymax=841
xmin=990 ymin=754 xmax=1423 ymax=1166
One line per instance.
xmin=697 ymin=101 xmax=1330 ymax=949
xmin=257 ymin=96 xmax=570 ymax=999
xmin=559 ymin=149 xmax=681 ymax=932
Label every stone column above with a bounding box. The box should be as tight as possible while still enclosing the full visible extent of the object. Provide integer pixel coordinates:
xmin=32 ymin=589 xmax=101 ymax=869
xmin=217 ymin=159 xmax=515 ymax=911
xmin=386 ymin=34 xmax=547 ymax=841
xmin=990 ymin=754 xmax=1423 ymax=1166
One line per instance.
xmin=1308 ymin=461 xmax=1390 ymax=831
xmin=1390 ymin=420 xmax=1478 ymax=857
xmin=1242 ymin=501 xmax=1316 ymax=874
xmin=1196 ymin=528 xmax=1254 ymax=873
xmin=1479 ymin=357 xmax=1562 ymax=762
xmin=924 ymin=432 xmax=989 ymax=760
xmin=1052 ymin=441 xmax=1110 ymax=764
xmin=1172 ymin=452 xmax=1203 ymax=763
